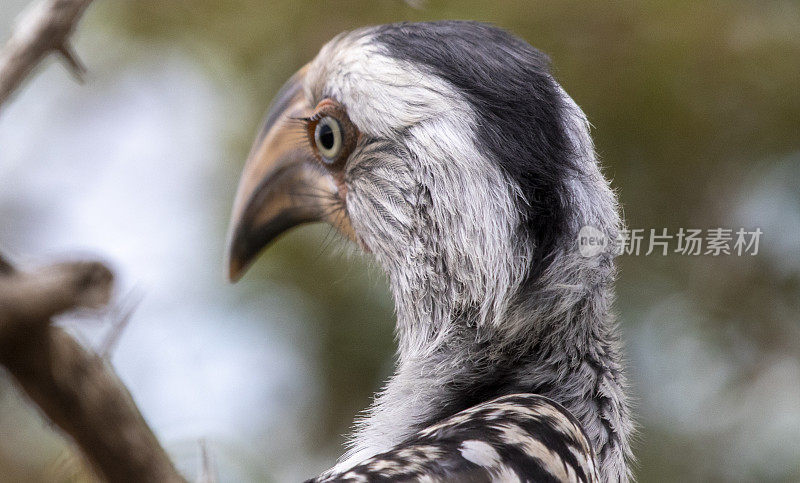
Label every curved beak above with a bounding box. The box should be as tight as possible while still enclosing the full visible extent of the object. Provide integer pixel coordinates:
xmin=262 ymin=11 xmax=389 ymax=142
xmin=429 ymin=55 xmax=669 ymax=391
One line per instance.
xmin=226 ymin=65 xmax=348 ymax=281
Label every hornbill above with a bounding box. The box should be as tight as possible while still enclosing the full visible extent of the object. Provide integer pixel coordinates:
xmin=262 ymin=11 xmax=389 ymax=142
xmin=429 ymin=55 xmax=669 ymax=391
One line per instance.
xmin=226 ymin=21 xmax=633 ymax=482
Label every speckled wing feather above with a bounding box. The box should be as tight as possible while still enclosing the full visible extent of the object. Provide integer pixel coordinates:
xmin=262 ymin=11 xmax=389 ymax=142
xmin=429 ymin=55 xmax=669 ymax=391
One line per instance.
xmin=311 ymin=394 xmax=599 ymax=483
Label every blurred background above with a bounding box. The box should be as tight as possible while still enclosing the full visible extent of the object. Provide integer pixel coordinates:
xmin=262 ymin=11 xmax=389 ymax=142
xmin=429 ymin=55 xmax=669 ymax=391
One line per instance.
xmin=0 ymin=0 xmax=798 ymax=481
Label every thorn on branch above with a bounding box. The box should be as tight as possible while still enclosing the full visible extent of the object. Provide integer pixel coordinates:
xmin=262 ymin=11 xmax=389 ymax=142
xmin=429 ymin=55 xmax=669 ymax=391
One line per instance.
xmin=197 ymin=438 xmax=218 ymax=483
xmin=0 ymin=0 xmax=95 ymax=109
xmin=56 ymin=42 xmax=85 ymax=82
xmin=99 ymin=288 xmax=143 ymax=359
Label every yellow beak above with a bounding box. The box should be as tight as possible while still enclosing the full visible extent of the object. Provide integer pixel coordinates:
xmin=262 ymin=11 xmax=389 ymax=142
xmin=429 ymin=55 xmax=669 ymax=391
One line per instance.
xmin=225 ymin=65 xmax=349 ymax=281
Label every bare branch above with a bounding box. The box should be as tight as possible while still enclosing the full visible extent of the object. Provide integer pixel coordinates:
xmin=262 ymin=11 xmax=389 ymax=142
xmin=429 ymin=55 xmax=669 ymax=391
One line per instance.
xmin=0 ymin=256 xmax=186 ymax=482
xmin=0 ymin=2 xmax=190 ymax=478
xmin=0 ymin=0 xmax=94 ymax=108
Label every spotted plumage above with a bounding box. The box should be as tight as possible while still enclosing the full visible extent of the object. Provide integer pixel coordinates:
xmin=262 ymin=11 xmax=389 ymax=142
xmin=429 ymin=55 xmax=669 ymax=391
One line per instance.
xmin=227 ymin=20 xmax=633 ymax=483
xmin=311 ymin=394 xmax=598 ymax=483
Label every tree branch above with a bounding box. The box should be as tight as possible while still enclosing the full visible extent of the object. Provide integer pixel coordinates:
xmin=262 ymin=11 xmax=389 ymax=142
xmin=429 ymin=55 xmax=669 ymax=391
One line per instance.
xmin=0 ymin=0 xmax=93 ymax=108
xmin=0 ymin=1 xmax=190 ymax=479
xmin=0 ymin=257 xmax=186 ymax=482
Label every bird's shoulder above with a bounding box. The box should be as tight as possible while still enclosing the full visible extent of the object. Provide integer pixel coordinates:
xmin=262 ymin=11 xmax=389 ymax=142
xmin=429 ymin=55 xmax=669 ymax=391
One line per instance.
xmin=311 ymin=393 xmax=599 ymax=483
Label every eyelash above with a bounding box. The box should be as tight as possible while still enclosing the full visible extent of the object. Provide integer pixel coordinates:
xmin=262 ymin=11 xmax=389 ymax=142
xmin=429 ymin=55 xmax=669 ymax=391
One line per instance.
xmin=297 ymin=116 xmax=315 ymax=127
xmin=300 ymin=109 xmax=328 ymax=123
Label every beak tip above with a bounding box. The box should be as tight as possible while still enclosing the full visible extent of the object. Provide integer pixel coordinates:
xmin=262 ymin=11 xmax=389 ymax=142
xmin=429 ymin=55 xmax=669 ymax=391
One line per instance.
xmin=225 ymin=235 xmax=245 ymax=283
xmin=227 ymin=264 xmax=243 ymax=283
xmin=226 ymin=246 xmax=249 ymax=283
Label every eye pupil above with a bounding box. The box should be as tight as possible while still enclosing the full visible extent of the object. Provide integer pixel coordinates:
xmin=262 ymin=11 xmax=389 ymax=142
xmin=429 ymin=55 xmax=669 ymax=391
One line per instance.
xmin=313 ymin=116 xmax=343 ymax=163
xmin=318 ymin=124 xmax=334 ymax=150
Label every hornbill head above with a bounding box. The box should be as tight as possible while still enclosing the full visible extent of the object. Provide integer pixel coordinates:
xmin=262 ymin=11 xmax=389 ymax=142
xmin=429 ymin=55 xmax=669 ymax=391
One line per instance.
xmin=227 ymin=20 xmax=617 ymax=339
xmin=226 ymin=21 xmax=629 ymax=482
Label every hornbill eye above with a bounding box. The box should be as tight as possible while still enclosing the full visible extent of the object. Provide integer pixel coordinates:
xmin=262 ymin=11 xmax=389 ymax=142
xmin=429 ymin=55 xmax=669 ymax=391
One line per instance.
xmin=314 ymin=116 xmax=343 ymax=162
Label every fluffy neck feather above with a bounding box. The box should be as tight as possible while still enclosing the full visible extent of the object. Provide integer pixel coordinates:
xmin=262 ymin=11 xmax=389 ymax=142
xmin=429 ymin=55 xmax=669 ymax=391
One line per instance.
xmin=337 ymin=240 xmax=632 ymax=481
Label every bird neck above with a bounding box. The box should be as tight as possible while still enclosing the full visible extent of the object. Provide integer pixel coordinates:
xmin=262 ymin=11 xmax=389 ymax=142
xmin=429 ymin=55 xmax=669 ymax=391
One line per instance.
xmin=341 ymin=247 xmax=632 ymax=481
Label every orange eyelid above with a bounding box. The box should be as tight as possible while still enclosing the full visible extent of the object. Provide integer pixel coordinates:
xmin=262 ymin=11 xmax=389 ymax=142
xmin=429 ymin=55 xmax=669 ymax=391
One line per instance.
xmin=305 ymin=98 xmax=359 ymax=168
xmin=312 ymin=98 xmax=340 ymax=115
